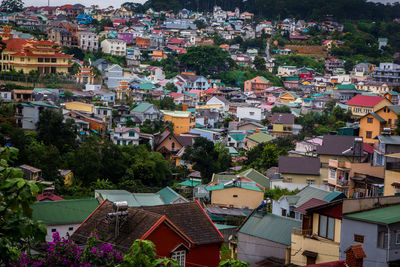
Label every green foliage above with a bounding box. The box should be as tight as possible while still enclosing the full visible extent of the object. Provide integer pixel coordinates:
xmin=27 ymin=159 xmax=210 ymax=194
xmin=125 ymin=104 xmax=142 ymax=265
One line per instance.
xmin=264 ymin=186 xmax=300 ymax=200
xmin=0 ymin=0 xmax=23 ymax=12
xmin=220 ymin=69 xmax=282 ymax=88
xmin=62 ymin=47 xmax=85 ymax=61
xmin=0 ymin=146 xmax=47 ymax=264
xmin=5 ymin=83 xmax=33 ymax=90
xmin=183 ymin=138 xmax=231 ymax=182
xmin=253 ymin=56 xmax=266 ymax=71
xmin=165 ymin=82 xmax=178 ymax=92
xmin=219 ymin=259 xmax=249 ymax=267
xmin=274 ymin=55 xmax=324 ymax=73
xmin=178 ymin=46 xmax=235 ymax=76
xmin=271 ymin=105 xmax=291 ymax=114
xmin=194 ymin=19 xmax=207 ymax=29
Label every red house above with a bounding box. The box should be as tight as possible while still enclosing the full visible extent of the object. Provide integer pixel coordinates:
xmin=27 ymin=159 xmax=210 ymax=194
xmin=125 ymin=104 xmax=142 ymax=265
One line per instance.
xmin=71 ymin=200 xmax=224 ymax=267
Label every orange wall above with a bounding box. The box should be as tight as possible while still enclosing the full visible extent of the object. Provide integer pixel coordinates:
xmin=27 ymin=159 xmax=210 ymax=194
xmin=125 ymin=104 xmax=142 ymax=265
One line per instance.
xmin=164 ymin=115 xmax=193 ymax=135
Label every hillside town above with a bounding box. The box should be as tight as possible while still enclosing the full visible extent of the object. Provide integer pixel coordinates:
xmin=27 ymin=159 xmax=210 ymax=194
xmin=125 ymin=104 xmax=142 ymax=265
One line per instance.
xmin=1 ymin=0 xmax=400 ymax=266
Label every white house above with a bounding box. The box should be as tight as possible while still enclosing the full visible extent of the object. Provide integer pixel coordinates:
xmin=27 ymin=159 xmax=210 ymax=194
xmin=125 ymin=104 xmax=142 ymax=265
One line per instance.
xmin=0 ymin=90 xmax=12 ymax=101
xmin=32 ymin=199 xmax=99 ymax=242
xmin=206 ymin=96 xmax=230 ymax=112
xmin=101 ymin=39 xmax=126 ymax=56
xmin=149 ymin=67 xmax=165 ymax=82
xmin=111 ymin=127 xmax=140 ymax=146
xmin=78 ymin=31 xmax=98 ymax=51
xmin=277 ymin=66 xmax=298 ymax=77
xmin=236 ymin=106 xmax=263 ymax=121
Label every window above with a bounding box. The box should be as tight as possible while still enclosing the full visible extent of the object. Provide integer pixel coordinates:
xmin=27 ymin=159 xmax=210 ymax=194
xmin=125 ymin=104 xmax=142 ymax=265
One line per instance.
xmin=396 ymin=231 xmax=400 ymax=244
xmin=307 ymin=179 xmax=315 ymax=185
xmin=378 ymin=231 xmax=388 ymax=249
xmin=389 ymin=119 xmax=392 ymax=125
xmin=249 ymin=112 xmax=255 ymax=116
xmin=367 ymin=118 xmax=373 ymax=123
xmin=51 ymin=228 xmax=57 ymax=232
xmin=330 ymin=169 xmax=336 ymax=179
xmin=287 ymin=178 xmax=292 ymax=183
xmin=38 ymin=58 xmax=44 ymax=62
xmin=318 ymin=215 xmax=335 ymax=240
xmin=51 ymin=58 xmax=56 ymax=63
xmin=45 ymin=58 xmax=50 ymax=62
xmin=366 ymin=131 xmax=372 ymax=139
xmin=69 ymin=227 xmax=74 ymax=231
xmin=171 ymin=250 xmax=186 ymax=266
xmin=129 ymin=131 xmax=135 ymax=137
xmin=354 ymin=234 xmax=364 ymax=243
xmin=233 ymin=194 xmax=238 ymax=198
xmin=281 ymin=208 xmax=287 ymax=216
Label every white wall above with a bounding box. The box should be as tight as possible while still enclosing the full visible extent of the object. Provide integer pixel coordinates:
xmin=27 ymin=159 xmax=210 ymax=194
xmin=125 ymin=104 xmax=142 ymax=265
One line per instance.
xmin=237 ymin=106 xmax=262 ymax=121
xmin=46 ymin=224 xmax=81 ymax=242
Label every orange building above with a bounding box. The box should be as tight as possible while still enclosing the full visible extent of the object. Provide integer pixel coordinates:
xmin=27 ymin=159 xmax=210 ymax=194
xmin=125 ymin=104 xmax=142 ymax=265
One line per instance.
xmin=359 ymin=105 xmax=400 ymax=144
xmin=151 ymin=50 xmax=167 ymax=61
xmin=244 ymin=76 xmax=271 ymax=93
xmin=136 ymin=37 xmax=150 ymax=49
xmin=161 ymin=110 xmax=195 ymax=135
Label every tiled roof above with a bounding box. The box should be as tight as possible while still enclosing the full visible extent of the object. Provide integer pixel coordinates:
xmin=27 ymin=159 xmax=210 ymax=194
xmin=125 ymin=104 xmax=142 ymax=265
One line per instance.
xmin=344 ymin=204 xmax=400 ymax=225
xmin=278 ymin=156 xmax=320 ymax=175
xmin=142 ymin=201 xmax=224 ymax=245
xmin=32 ymin=199 xmax=99 ymax=225
xmin=239 ymin=212 xmax=301 ymax=245
xmin=272 ymin=113 xmax=294 ymax=124
xmin=346 ymin=95 xmax=386 ymax=107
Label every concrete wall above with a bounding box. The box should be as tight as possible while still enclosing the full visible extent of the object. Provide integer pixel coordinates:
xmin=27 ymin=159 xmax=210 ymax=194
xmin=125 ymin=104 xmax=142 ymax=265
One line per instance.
xmin=46 ymin=223 xmax=81 ymax=242
xmin=340 ymin=218 xmax=386 ymax=267
xmin=342 ymin=197 xmax=400 ymax=215
xmin=272 ymin=198 xmax=290 ymax=217
xmin=237 ymin=232 xmax=287 ymax=265
xmin=211 ymin=187 xmax=264 ymax=209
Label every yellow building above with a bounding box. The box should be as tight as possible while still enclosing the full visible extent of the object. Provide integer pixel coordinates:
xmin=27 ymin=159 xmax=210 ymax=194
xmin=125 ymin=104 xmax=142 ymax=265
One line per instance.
xmin=291 ymin=202 xmax=342 ymax=265
xmin=279 ymin=92 xmax=298 ymax=103
xmin=359 ymin=105 xmax=400 ymax=144
xmin=384 ymin=153 xmax=400 ymax=196
xmin=271 ymin=113 xmax=294 ymax=137
xmin=346 ymin=94 xmax=392 ymax=118
xmin=65 ymin=101 xmax=94 ymax=113
xmin=278 ymin=156 xmax=327 ymax=185
xmin=206 ymin=183 xmax=264 ymax=209
xmin=0 ymin=27 xmax=72 ymax=74
xmin=161 ymin=110 xmax=195 ymax=135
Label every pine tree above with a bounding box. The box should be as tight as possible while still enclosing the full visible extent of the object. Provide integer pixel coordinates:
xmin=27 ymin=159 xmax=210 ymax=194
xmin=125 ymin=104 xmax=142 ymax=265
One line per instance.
xmin=0 ymin=0 xmax=24 ymax=13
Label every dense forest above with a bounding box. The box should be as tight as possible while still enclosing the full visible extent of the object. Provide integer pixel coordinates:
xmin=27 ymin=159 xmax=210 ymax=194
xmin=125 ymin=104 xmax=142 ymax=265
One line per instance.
xmin=139 ymin=0 xmax=400 ymax=21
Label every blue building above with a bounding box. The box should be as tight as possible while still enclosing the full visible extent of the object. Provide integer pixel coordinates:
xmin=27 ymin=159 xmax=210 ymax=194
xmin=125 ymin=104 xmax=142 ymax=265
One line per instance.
xmin=76 ymin=14 xmax=92 ymax=25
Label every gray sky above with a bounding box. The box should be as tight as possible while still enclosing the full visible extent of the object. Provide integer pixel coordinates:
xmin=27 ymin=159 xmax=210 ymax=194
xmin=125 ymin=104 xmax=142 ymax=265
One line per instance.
xmin=24 ymin=0 xmax=398 ymax=8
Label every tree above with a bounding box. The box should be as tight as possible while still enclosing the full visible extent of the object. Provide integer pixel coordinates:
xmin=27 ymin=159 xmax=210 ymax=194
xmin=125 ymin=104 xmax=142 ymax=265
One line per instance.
xmin=183 ymin=138 xmax=231 ymax=182
xmin=219 ymin=259 xmax=249 ymax=267
xmin=0 ymin=0 xmax=23 ymax=12
xmin=36 ymin=109 xmax=77 ymax=153
xmin=165 ymin=82 xmax=178 ymax=92
xmin=178 ymin=46 xmax=235 ymax=76
xmin=194 ymin=19 xmax=207 ymax=29
xmin=0 ymin=146 xmax=47 ymax=265
xmin=271 ymin=105 xmax=291 ymax=114
xmin=253 ymin=56 xmax=266 ymax=71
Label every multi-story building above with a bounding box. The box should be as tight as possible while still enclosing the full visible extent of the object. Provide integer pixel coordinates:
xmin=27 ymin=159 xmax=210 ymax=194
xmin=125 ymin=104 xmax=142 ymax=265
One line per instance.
xmin=243 ymin=76 xmax=271 ymax=93
xmin=77 ymin=31 xmax=98 ymax=51
xmin=0 ymin=34 xmax=72 ymax=74
xmin=384 ymin=153 xmax=400 ymax=196
xmin=16 ymin=101 xmax=59 ymax=130
xmin=161 ymin=110 xmax=195 ymax=135
xmin=111 ymin=127 xmax=140 ymax=146
xmin=101 ymin=39 xmax=126 ymax=56
xmin=346 ymin=94 xmax=392 ymax=118
xmin=48 ymin=28 xmax=73 ymax=47
xmin=373 ymin=63 xmax=400 ymax=84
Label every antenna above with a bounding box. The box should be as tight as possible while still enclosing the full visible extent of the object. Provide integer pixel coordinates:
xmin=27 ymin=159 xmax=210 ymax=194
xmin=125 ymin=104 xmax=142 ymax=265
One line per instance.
xmin=106 ymin=201 xmax=128 ymax=239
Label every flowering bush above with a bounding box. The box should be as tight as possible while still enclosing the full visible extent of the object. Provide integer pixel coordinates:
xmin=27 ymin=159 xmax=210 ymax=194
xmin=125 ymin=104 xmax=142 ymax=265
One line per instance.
xmin=16 ymin=232 xmax=123 ymax=267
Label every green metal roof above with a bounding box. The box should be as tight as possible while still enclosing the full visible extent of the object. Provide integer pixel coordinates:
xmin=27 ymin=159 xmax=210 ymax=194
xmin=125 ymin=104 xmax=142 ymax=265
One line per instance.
xmin=259 ymin=76 xmax=270 ymax=84
xmin=132 ymin=193 xmax=164 ymax=206
xmin=388 ymin=105 xmax=400 ymax=115
xmin=139 ymin=83 xmax=155 ymax=90
xmin=157 ymin=186 xmax=184 ymax=204
xmin=280 ymin=186 xmax=331 ymax=207
xmin=95 ymin=189 xmax=140 ymax=206
xmin=229 ymin=133 xmax=246 ymax=142
xmin=239 ymin=212 xmax=301 ymax=245
xmin=344 ymin=204 xmax=400 ymax=225
xmin=337 ymin=84 xmax=356 ymax=90
xmin=132 ymin=102 xmax=153 ymax=113
xmin=32 ymin=199 xmax=99 ymax=225
xmin=213 ymin=174 xmax=237 ymax=182
xmin=206 ymin=184 xmax=262 ymax=192
xmin=322 ymin=191 xmax=346 ymax=202
xmin=246 ymin=133 xmax=275 ymax=144
xmin=370 ymin=112 xmax=386 ymax=123
xmin=283 ymin=76 xmax=300 ymax=81
xmin=179 ymin=179 xmax=202 ymax=187
xmin=228 ymin=146 xmax=239 ymax=156
xmin=214 ymin=223 xmax=236 ymax=230
xmin=238 ymin=168 xmax=270 ymax=189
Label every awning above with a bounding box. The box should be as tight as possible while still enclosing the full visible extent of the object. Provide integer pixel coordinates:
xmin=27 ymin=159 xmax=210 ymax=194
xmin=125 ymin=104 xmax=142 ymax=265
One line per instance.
xmin=302 ymin=250 xmax=318 ymax=258
xmin=392 ymin=182 xmax=400 ymax=188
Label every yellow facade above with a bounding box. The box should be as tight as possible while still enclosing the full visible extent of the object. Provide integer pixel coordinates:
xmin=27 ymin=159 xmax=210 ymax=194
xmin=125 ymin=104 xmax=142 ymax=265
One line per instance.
xmin=290 ymin=213 xmax=341 ymax=266
xmin=348 ymin=98 xmax=392 ymax=118
xmin=359 ymin=105 xmax=399 ymax=144
xmin=281 ymin=168 xmax=328 ymax=185
xmin=279 ymin=93 xmax=296 ymax=103
xmin=65 ymin=102 xmax=94 ymax=113
xmin=162 ymin=111 xmax=194 ymax=135
xmin=210 ymin=187 xmax=264 ymax=209
xmin=384 ymin=170 xmax=400 ymax=196
xmin=272 ymin=123 xmax=292 ymax=135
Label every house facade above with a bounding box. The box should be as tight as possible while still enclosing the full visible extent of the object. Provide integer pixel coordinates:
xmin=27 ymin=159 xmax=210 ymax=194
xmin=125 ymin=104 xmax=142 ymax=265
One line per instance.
xmin=101 ymin=39 xmax=127 ymax=56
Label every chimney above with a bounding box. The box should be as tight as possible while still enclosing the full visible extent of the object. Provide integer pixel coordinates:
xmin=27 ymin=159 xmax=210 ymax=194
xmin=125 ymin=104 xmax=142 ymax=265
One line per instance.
xmin=345 ymin=245 xmax=366 ymax=267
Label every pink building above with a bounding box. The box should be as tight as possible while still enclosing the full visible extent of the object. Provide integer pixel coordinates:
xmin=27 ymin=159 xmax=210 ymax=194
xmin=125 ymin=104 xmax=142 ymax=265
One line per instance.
xmin=244 ymin=76 xmax=271 ymax=93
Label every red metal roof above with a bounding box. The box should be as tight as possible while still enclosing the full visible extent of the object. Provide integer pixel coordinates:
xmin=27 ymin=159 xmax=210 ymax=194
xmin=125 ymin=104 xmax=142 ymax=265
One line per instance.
xmin=294 ymin=198 xmax=328 ymax=214
xmin=346 ymin=95 xmax=386 ymax=107
xmin=363 ymin=142 xmax=374 ymax=154
xmin=37 ymin=193 xmax=65 ymax=202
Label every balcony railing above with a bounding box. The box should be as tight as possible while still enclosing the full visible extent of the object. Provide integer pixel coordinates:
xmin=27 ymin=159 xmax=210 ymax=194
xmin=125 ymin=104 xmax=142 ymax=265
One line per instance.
xmin=293 ymin=227 xmax=312 ymax=236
